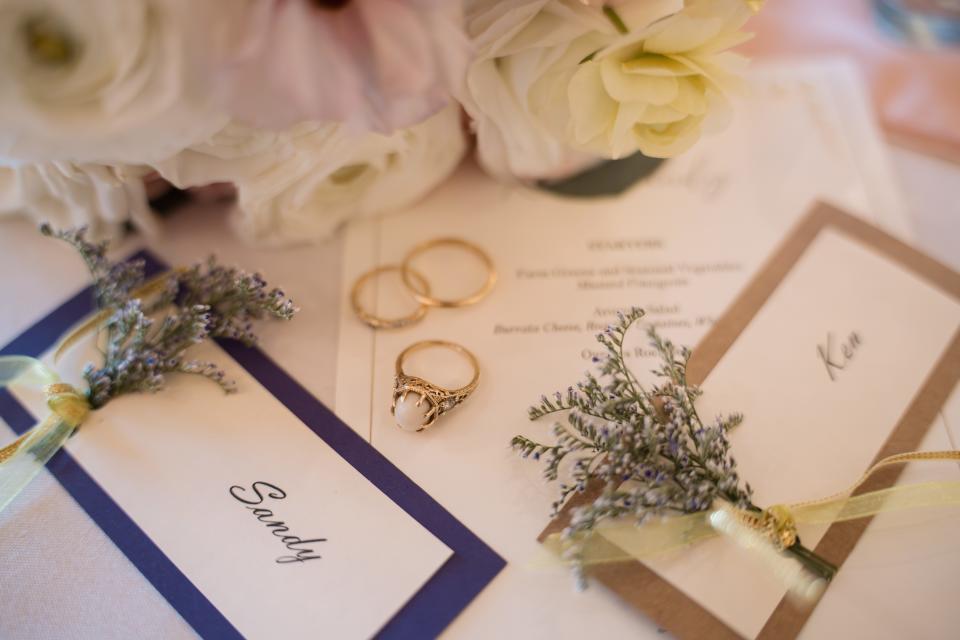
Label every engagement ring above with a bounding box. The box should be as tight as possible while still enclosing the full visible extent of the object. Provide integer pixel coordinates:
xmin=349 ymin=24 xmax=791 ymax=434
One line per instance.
xmin=391 ymin=340 xmax=480 ymax=432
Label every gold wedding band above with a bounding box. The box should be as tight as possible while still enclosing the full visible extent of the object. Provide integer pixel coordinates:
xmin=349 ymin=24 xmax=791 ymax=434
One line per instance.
xmin=391 ymin=340 xmax=480 ymax=432
xmin=400 ymin=238 xmax=497 ymax=308
xmin=351 ymin=265 xmax=431 ymax=329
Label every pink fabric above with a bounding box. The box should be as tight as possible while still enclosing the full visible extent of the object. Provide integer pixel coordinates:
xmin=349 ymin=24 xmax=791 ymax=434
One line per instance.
xmin=741 ymin=0 xmax=960 ymax=161
xmin=217 ymin=0 xmax=469 ymax=134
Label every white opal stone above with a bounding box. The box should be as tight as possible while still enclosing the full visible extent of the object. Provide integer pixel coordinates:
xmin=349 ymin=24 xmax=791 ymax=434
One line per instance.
xmin=394 ymin=392 xmax=432 ymax=432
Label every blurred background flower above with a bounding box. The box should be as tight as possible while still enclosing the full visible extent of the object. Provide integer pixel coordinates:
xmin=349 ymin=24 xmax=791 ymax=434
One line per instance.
xmin=0 ymin=0 xmax=765 ymax=244
xmin=460 ymin=0 xmax=630 ymax=180
xmin=461 ymin=0 xmax=753 ymax=180
xmin=0 ymin=161 xmax=154 ymax=238
xmin=154 ymin=105 xmax=466 ymax=245
xmin=553 ymin=0 xmax=753 ymax=159
xmin=218 ymin=0 xmax=471 ymax=134
xmin=0 ymin=0 xmax=231 ymax=164
xmin=229 ymin=105 xmax=467 ymax=245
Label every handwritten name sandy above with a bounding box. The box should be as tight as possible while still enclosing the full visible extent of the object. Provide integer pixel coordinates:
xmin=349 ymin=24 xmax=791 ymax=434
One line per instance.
xmin=230 ymin=481 xmax=327 ymax=564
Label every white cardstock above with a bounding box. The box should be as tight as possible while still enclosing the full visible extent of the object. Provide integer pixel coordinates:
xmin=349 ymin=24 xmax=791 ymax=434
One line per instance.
xmin=334 ymin=62 xmax=960 ymax=638
xmin=13 ymin=339 xmax=452 ymax=640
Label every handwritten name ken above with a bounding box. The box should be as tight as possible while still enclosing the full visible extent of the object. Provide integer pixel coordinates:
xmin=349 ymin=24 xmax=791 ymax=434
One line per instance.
xmin=817 ymin=331 xmax=862 ymax=381
xmin=230 ymin=481 xmax=327 ymax=564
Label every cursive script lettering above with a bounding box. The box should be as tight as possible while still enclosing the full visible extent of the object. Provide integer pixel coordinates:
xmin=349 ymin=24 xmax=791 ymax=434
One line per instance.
xmin=230 ymin=481 xmax=327 ymax=564
xmin=817 ymin=331 xmax=862 ymax=381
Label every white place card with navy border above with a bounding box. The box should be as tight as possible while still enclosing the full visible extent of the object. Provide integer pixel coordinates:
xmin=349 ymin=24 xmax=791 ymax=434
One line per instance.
xmin=0 ymin=250 xmax=503 ymax=639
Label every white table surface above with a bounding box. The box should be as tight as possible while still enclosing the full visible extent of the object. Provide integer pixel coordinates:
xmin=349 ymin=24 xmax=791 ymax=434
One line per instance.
xmin=0 ymin=145 xmax=957 ymax=639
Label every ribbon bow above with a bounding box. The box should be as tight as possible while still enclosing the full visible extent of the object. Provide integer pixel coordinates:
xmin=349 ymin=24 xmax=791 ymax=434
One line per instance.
xmin=0 ymin=269 xmax=181 ymax=513
xmin=0 ymin=356 xmax=90 ymax=512
xmin=737 ymin=503 xmax=798 ymax=550
xmin=542 ymin=451 xmax=960 ymax=602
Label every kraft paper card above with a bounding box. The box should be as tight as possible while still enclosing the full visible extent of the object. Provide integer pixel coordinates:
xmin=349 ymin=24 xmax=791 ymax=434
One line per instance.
xmin=540 ymin=202 xmax=960 ymax=639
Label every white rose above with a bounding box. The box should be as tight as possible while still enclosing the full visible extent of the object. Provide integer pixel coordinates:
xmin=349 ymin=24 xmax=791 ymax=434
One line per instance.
xmin=0 ymin=0 xmax=231 ymax=164
xmin=541 ymin=0 xmax=755 ymax=159
xmin=150 ymin=121 xmax=291 ymax=190
xmin=0 ymin=161 xmax=155 ymax=238
xmin=152 ymin=106 xmax=467 ymax=246
xmin=461 ymin=0 xmax=682 ymax=179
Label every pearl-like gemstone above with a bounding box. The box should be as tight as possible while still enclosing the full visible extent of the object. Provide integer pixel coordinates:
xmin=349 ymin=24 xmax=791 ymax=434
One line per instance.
xmin=394 ymin=392 xmax=432 ymax=432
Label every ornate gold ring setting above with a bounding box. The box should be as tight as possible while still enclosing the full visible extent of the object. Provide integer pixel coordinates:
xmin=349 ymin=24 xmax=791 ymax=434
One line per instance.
xmin=392 ymin=340 xmax=480 ymax=432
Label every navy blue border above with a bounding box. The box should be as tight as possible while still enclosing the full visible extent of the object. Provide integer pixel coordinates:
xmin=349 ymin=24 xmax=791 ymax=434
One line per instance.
xmin=0 ymin=251 xmax=504 ymax=639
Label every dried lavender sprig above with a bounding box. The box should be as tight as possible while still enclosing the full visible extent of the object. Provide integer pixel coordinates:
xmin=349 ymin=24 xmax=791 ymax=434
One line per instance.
xmin=513 ymin=307 xmax=836 ymax=585
xmin=44 ymin=226 xmax=296 ymax=408
xmin=177 ymin=257 xmax=298 ymax=346
xmin=40 ymin=224 xmax=145 ymax=309
xmin=515 ymin=308 xmax=750 ymax=525
xmin=83 ymin=301 xmax=230 ymax=408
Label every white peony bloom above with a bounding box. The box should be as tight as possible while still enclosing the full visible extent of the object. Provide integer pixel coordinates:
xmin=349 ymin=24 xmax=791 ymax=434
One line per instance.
xmin=461 ymin=0 xmax=680 ymax=179
xmin=0 ymin=0 xmax=231 ymax=164
xmin=461 ymin=0 xmax=755 ymax=179
xmin=153 ymin=106 xmax=467 ymax=246
xmin=0 ymin=161 xmax=155 ymax=238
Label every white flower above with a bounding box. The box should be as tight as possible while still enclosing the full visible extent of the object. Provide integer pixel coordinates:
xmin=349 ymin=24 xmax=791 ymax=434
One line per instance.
xmin=548 ymin=0 xmax=755 ymax=159
xmin=0 ymin=0 xmax=231 ymax=164
xmin=0 ymin=161 xmax=155 ymax=238
xmin=153 ymin=106 xmax=467 ymax=246
xmin=461 ymin=0 xmax=755 ymax=179
xmin=150 ymin=121 xmax=290 ymax=190
xmin=461 ymin=0 xmax=682 ymax=179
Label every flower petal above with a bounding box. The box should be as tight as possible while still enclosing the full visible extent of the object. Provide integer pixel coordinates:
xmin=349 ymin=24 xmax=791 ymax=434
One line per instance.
xmin=567 ymin=62 xmax=618 ymax=145
xmin=670 ymin=77 xmax=708 ymax=117
xmin=600 ymin=56 xmax=678 ymax=105
xmin=643 ymin=14 xmax=724 ymax=54
xmin=610 ymin=102 xmax=645 ymax=158
xmin=621 ymin=54 xmax=698 ymax=77
xmin=633 ymin=115 xmax=703 ymax=157
xmin=633 ymin=103 xmax=688 ymax=124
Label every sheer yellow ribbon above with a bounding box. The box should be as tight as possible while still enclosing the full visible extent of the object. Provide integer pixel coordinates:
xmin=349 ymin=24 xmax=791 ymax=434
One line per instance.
xmin=0 ymin=356 xmax=90 ymax=512
xmin=52 ymin=268 xmax=181 ymax=363
xmin=0 ymin=269 xmax=178 ymax=514
xmin=542 ymin=450 xmax=960 ymax=568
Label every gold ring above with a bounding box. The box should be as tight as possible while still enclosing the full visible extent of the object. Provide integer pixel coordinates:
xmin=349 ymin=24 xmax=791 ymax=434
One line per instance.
xmin=399 ymin=238 xmax=497 ymax=308
xmin=351 ymin=265 xmax=431 ymax=329
xmin=391 ymin=340 xmax=480 ymax=432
